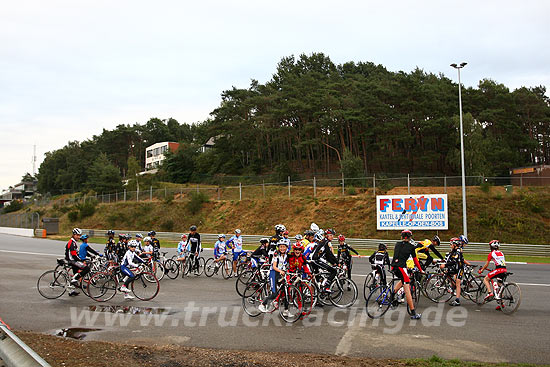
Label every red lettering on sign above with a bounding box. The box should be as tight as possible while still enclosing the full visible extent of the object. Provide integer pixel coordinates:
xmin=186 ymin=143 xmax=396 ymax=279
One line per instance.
xmin=392 ymin=199 xmax=403 ymax=211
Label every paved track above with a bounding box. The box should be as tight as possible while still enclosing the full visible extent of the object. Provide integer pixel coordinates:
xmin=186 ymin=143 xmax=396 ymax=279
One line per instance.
xmin=0 ymin=234 xmax=549 ymax=364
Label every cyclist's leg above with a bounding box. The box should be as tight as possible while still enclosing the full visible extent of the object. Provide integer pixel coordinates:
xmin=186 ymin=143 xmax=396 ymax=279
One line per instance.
xmin=120 ymin=265 xmax=135 ymax=288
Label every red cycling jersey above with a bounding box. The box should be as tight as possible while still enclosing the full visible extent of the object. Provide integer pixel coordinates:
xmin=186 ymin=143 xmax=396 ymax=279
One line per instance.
xmin=287 ymin=254 xmax=311 ymax=275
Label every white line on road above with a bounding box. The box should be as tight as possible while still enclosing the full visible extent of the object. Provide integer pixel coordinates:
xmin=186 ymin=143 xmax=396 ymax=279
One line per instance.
xmin=0 ymin=249 xmax=59 ymax=257
xmin=517 ymin=282 xmax=550 ymax=287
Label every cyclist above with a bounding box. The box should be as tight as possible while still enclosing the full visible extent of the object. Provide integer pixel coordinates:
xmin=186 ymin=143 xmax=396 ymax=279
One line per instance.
xmin=259 ymin=240 xmax=290 ymax=315
xmin=440 ymin=238 xmax=471 ymax=306
xmin=230 ymin=229 xmax=245 ymax=276
xmin=369 ymin=243 xmax=391 ymax=286
xmin=390 ymin=229 xmax=424 ymax=320
xmin=214 ymin=234 xmax=228 ymax=265
xmin=105 ymin=230 xmax=116 ymax=260
xmin=186 ymin=225 xmax=202 ymax=275
xmin=287 ymin=242 xmax=311 ymax=278
xmin=119 ymin=240 xmax=146 ymax=299
xmin=115 ymin=234 xmax=129 ymax=263
xmin=337 ymin=234 xmax=358 ymax=279
xmin=78 ymin=234 xmax=102 ymax=260
xmin=303 ymin=230 xmax=316 ymax=259
xmin=140 ymin=237 xmax=154 ymax=259
xmin=65 ymin=228 xmax=89 ymax=296
xmin=176 ymin=234 xmax=187 ymax=262
xmin=251 ymin=238 xmax=269 ymax=268
xmin=416 ymin=236 xmax=444 ymax=270
xmin=135 ymin=233 xmax=144 ymax=254
xmin=281 ymin=230 xmax=292 ymax=250
xmin=311 ymin=228 xmax=338 ymax=292
xmin=478 ymin=240 xmax=507 ymax=308
xmin=148 ymin=231 xmax=160 ymax=261
xmin=268 ymin=224 xmax=286 ymax=259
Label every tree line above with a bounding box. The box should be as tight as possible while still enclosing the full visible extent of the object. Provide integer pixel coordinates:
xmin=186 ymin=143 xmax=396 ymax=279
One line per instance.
xmin=37 ymin=53 xmax=550 ymax=194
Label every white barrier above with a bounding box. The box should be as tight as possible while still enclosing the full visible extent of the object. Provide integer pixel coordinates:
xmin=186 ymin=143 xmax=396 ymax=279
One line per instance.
xmin=0 ymin=227 xmax=35 ymax=237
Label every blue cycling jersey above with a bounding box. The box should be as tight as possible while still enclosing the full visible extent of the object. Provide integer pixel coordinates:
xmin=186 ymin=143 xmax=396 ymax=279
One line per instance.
xmin=230 ymin=235 xmax=243 ymax=252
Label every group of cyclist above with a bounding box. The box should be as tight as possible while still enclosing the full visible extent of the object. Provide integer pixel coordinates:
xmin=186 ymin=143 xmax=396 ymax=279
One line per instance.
xmin=64 ymin=223 xmax=508 ymax=312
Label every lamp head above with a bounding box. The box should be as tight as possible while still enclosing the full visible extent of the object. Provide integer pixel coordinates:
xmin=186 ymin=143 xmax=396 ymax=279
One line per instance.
xmin=450 ymin=63 xmax=457 ymax=68
xmin=460 ymin=62 xmax=468 ymax=67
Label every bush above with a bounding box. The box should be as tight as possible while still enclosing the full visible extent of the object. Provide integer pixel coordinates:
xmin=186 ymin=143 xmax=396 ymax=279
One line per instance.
xmin=186 ymin=191 xmax=210 ymax=214
xmin=67 ymin=210 xmax=79 ymax=222
xmin=161 ymin=219 xmax=174 ymax=231
xmin=2 ymin=200 xmax=23 ymax=213
xmin=480 ymin=181 xmax=491 ymax=193
xmin=77 ymin=199 xmax=97 ymax=219
xmin=346 ymin=185 xmax=357 ymax=195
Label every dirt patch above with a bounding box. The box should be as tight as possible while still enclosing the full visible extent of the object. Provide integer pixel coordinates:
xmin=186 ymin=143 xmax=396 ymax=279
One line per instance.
xmin=17 ymin=330 xmax=405 ymax=367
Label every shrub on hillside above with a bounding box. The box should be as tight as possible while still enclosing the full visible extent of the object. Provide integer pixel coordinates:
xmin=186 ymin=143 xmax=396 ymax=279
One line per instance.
xmin=2 ymin=200 xmax=23 ymax=213
xmin=186 ymin=191 xmax=209 ymax=214
xmin=480 ymin=181 xmax=491 ymax=193
xmin=161 ymin=219 xmax=174 ymax=231
xmin=67 ymin=210 xmax=79 ymax=222
xmin=77 ymin=199 xmax=98 ymax=219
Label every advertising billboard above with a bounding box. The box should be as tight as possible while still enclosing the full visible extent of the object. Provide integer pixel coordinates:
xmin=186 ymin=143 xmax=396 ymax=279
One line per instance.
xmin=376 ymin=194 xmax=448 ymax=230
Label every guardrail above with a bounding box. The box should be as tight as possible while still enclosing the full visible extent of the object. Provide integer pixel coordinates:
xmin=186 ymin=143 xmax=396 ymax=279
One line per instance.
xmin=0 ymin=323 xmax=50 ymax=367
xmin=81 ymin=229 xmax=550 ymax=257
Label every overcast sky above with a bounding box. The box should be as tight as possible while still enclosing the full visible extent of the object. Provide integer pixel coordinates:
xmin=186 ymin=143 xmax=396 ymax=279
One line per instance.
xmin=1 ymin=0 xmax=549 ymax=190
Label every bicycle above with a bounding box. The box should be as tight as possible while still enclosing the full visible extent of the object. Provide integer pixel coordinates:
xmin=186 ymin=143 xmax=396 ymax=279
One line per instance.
xmin=241 ymin=274 xmax=304 ymax=323
xmin=363 ymin=265 xmax=389 ymax=301
xmin=235 ymin=262 xmax=270 ymax=297
xmin=185 ymin=252 xmax=205 ymax=276
xmin=37 ymin=259 xmax=87 ymax=299
xmin=204 ymin=256 xmax=233 ymax=279
xmin=477 ymin=271 xmax=521 ymax=314
xmin=87 ymin=264 xmax=160 ymax=302
xmin=365 ymin=273 xmax=420 ymax=319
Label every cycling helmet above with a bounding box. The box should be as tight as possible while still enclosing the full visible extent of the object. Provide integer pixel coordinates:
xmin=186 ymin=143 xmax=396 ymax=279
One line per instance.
xmin=80 ymin=234 xmax=89 ymax=240
xmin=118 ymin=234 xmax=124 ymax=240
xmin=218 ymin=233 xmax=226 ymax=239
xmin=310 ymin=223 xmax=319 ymax=232
xmin=283 ymin=230 xmax=289 ymax=235
xmin=181 ymin=234 xmax=188 ymax=239
xmin=432 ymin=235 xmax=441 ymax=246
xmin=338 ymin=234 xmax=345 ymax=242
xmin=235 ymin=229 xmax=241 ymax=234
xmin=124 ymin=234 xmax=131 ymax=240
xmin=450 ymin=237 xmax=461 ymax=246
xmin=314 ymin=232 xmax=324 ymax=242
xmin=459 ymin=234 xmax=469 ymax=245
xmin=260 ymin=237 xmax=269 ymax=244
xmin=128 ymin=240 xmax=138 ymax=248
xmin=275 ymin=224 xmax=286 ymax=233
xmin=292 ymin=243 xmax=304 ymax=252
xmin=135 ymin=233 xmax=143 ymax=239
xmin=489 ymin=240 xmax=500 ymax=249
xmin=378 ymin=243 xmax=387 ymax=251
xmin=190 ymin=225 xmax=197 ymax=231
xmin=72 ymin=228 xmax=82 ymax=235
xmin=107 ymin=229 xmax=115 ymax=236
xmin=294 ymin=234 xmax=303 ymax=241
xmin=304 ymin=229 xmax=313 ymax=237
xmin=148 ymin=230 xmax=156 ymax=236
xmin=277 ymin=239 xmax=288 ymax=248
xmin=325 ymin=228 xmax=335 ymax=236
xmin=144 ymin=236 xmax=152 ymax=243
xmin=401 ymin=229 xmax=412 ymax=239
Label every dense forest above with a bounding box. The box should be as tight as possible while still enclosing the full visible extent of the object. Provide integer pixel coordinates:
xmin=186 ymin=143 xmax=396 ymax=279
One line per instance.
xmin=37 ymin=53 xmax=550 ymax=194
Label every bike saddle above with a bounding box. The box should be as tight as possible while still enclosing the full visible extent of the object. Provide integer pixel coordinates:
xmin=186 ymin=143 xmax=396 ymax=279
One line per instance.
xmin=57 ymin=259 xmax=66 ymax=265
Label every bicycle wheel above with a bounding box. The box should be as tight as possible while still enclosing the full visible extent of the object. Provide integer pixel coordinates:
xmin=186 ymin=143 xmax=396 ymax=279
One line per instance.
xmin=152 ymin=261 xmax=165 ymax=281
xmin=474 ymin=276 xmax=488 ymax=305
xmin=37 ymin=269 xmax=67 ymax=299
xmin=406 ymin=281 xmax=421 ymax=315
xmin=222 ymin=259 xmax=233 ymax=279
xmin=242 ymin=282 xmax=265 ymax=317
xmin=298 ymin=281 xmax=315 ymax=316
xmin=498 ymin=283 xmax=521 ymax=315
xmin=164 ymin=259 xmax=179 ymax=280
xmin=366 ymin=285 xmax=392 ymax=319
xmin=363 ymin=273 xmax=376 ymax=301
xmin=204 ymin=258 xmax=217 ymax=277
xmin=424 ymin=274 xmax=453 ymax=303
xmin=280 ymin=284 xmax=303 ymax=323
xmin=235 ymin=270 xmax=255 ymax=297
xmin=88 ymin=272 xmax=117 ymax=302
xmin=80 ymin=273 xmax=92 ymax=297
xmin=132 ymin=273 xmax=160 ymax=301
xmin=461 ymin=274 xmax=480 ymax=302
xmin=330 ymin=278 xmax=358 ymax=308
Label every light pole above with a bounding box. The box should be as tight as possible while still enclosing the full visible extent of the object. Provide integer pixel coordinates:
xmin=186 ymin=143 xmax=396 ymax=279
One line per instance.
xmin=450 ymin=62 xmax=468 ymax=237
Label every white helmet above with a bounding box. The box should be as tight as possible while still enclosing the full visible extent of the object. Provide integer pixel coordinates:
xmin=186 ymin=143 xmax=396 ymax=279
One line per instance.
xmin=294 ymin=234 xmax=303 ymax=241
xmin=128 ymin=240 xmax=138 ymax=248
xmin=218 ymin=233 xmax=226 ymax=238
xmin=235 ymin=229 xmax=241 ymax=234
xmin=72 ymin=228 xmax=82 ymax=235
xmin=310 ymin=223 xmax=319 ymax=232
xmin=144 ymin=236 xmax=152 ymax=243
xmin=275 ymin=224 xmax=286 ymax=233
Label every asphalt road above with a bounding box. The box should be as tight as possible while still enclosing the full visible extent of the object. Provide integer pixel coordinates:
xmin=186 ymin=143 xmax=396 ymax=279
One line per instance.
xmin=0 ymin=234 xmax=549 ymax=364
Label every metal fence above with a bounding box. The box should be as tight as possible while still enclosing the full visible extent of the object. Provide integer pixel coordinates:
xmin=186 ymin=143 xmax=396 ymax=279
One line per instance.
xmin=81 ymin=229 xmax=550 ymax=257
xmin=37 ymin=174 xmax=549 ymax=208
xmin=0 ymin=213 xmax=40 ymax=229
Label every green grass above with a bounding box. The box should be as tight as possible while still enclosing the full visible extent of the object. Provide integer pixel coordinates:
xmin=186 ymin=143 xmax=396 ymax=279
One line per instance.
xmin=44 ymin=235 xmax=550 ymax=263
xmin=406 ymin=355 xmax=549 ymax=367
